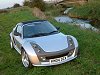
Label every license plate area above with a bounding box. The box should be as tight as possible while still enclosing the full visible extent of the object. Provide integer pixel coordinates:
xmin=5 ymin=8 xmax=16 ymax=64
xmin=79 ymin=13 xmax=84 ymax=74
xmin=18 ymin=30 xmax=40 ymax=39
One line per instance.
xmin=50 ymin=56 xmax=67 ymax=64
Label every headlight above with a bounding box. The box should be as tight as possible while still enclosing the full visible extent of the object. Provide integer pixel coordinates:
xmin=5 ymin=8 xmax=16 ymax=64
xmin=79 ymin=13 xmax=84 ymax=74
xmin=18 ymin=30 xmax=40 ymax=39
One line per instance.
xmin=31 ymin=43 xmax=42 ymax=53
xmin=67 ymin=36 xmax=74 ymax=47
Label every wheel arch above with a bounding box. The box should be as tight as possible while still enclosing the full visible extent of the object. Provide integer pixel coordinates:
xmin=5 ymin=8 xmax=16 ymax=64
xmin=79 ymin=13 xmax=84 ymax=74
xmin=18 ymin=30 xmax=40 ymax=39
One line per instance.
xmin=21 ymin=42 xmax=40 ymax=65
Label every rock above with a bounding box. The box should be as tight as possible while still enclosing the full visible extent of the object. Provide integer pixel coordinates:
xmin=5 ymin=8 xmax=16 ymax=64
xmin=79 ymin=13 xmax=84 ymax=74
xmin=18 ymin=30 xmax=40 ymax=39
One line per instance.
xmin=64 ymin=8 xmax=73 ymax=14
xmin=91 ymin=27 xmax=100 ymax=32
xmin=32 ymin=7 xmax=46 ymax=19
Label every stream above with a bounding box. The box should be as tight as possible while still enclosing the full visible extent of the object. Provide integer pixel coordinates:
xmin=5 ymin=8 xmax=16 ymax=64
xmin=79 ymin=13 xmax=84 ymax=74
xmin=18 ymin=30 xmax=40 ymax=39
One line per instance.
xmin=54 ymin=8 xmax=100 ymax=32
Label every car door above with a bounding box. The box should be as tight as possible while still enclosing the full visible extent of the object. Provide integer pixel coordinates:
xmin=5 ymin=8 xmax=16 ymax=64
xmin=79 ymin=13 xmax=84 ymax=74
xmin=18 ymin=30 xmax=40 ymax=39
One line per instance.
xmin=13 ymin=25 xmax=23 ymax=53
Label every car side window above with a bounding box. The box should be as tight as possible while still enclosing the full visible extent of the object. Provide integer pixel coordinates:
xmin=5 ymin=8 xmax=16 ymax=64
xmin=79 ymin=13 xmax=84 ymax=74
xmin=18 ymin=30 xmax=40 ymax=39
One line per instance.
xmin=17 ymin=25 xmax=22 ymax=34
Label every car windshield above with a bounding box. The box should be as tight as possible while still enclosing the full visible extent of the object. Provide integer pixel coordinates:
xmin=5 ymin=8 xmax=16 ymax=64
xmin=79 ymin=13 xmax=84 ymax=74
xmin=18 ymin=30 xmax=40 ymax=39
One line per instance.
xmin=23 ymin=21 xmax=58 ymax=38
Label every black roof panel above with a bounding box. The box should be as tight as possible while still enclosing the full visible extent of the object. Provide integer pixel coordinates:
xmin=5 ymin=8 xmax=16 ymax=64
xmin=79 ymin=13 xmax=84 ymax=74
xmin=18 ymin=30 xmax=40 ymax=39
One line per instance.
xmin=22 ymin=20 xmax=47 ymax=25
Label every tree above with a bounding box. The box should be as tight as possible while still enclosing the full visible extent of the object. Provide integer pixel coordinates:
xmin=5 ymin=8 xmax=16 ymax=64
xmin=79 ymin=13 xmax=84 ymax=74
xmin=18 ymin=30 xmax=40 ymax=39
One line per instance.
xmin=13 ymin=3 xmax=21 ymax=8
xmin=23 ymin=1 xmax=33 ymax=8
xmin=23 ymin=1 xmax=31 ymax=6
xmin=23 ymin=0 xmax=46 ymax=11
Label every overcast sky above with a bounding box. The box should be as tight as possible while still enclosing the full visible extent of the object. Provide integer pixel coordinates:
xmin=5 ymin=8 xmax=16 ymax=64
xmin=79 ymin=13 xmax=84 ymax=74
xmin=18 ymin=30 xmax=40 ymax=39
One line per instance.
xmin=0 ymin=0 xmax=24 ymax=9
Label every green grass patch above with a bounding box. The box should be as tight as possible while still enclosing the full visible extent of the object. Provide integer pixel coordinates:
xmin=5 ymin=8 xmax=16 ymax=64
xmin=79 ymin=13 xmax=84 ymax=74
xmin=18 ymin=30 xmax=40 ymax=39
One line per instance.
xmin=0 ymin=7 xmax=100 ymax=75
xmin=45 ymin=5 xmax=64 ymax=17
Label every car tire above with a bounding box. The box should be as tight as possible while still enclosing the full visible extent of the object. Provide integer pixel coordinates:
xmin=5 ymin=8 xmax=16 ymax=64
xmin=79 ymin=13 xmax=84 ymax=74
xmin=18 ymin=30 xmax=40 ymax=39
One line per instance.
xmin=21 ymin=50 xmax=32 ymax=68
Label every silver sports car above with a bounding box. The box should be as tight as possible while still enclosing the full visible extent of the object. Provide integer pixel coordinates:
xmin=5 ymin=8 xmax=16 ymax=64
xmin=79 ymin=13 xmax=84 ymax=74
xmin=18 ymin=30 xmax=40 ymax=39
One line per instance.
xmin=10 ymin=20 xmax=78 ymax=68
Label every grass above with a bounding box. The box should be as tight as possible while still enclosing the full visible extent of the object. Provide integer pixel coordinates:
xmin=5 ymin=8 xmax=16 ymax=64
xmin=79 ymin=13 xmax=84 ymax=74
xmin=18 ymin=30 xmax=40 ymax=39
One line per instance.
xmin=0 ymin=7 xmax=100 ymax=75
xmin=69 ymin=0 xmax=100 ymax=19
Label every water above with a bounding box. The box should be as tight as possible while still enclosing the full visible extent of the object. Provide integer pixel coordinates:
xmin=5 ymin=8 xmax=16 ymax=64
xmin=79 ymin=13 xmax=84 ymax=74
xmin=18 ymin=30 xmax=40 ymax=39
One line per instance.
xmin=0 ymin=0 xmax=24 ymax=9
xmin=55 ymin=8 xmax=99 ymax=32
xmin=55 ymin=16 xmax=73 ymax=23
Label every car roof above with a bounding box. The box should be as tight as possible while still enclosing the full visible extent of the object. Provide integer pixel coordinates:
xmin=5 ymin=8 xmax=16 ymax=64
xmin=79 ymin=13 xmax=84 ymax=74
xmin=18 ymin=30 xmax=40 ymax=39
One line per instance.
xmin=21 ymin=20 xmax=47 ymax=25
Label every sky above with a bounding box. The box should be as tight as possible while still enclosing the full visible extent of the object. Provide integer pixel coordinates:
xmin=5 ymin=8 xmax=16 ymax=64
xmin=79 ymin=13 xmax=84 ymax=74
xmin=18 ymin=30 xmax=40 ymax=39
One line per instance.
xmin=0 ymin=0 xmax=24 ymax=9
xmin=0 ymin=0 xmax=54 ymax=9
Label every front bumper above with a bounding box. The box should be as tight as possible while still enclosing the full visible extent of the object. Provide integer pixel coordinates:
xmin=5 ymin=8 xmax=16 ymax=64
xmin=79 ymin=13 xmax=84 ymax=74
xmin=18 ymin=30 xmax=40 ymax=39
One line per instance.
xmin=33 ymin=56 xmax=77 ymax=66
xmin=32 ymin=48 xmax=78 ymax=66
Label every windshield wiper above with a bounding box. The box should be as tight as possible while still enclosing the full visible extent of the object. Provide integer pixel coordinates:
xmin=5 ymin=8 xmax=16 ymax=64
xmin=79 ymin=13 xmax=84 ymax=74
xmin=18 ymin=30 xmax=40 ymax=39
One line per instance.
xmin=28 ymin=31 xmax=59 ymax=38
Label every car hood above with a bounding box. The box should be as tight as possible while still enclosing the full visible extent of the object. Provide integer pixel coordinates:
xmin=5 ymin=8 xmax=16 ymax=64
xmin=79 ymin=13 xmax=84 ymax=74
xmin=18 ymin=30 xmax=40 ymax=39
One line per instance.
xmin=25 ymin=33 xmax=68 ymax=52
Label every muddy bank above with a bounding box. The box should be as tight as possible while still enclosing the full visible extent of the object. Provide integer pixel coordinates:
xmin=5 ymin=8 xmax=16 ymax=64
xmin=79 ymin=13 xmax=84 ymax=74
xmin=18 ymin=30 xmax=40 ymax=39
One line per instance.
xmin=90 ymin=19 xmax=100 ymax=28
xmin=68 ymin=13 xmax=88 ymax=20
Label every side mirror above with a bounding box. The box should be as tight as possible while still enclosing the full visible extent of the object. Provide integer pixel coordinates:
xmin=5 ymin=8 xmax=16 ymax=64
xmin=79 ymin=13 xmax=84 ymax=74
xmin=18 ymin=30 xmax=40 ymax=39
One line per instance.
xmin=56 ymin=27 xmax=60 ymax=30
xmin=14 ymin=32 xmax=21 ymax=37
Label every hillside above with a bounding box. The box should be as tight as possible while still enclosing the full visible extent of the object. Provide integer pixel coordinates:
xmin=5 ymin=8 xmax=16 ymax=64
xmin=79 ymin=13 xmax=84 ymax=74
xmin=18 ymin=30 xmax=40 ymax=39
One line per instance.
xmin=0 ymin=7 xmax=100 ymax=75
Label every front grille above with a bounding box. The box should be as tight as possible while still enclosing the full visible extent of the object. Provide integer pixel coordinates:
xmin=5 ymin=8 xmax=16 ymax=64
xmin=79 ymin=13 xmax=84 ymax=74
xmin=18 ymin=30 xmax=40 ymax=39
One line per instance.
xmin=46 ymin=50 xmax=74 ymax=60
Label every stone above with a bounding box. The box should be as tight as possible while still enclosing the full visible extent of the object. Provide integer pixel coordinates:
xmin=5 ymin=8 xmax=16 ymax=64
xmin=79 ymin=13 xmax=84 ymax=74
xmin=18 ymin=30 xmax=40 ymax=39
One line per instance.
xmin=32 ymin=7 xmax=46 ymax=19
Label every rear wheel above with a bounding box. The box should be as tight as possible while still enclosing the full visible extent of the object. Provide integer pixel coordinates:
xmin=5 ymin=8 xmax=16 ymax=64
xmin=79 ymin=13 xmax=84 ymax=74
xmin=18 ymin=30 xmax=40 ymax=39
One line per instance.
xmin=21 ymin=50 xmax=32 ymax=68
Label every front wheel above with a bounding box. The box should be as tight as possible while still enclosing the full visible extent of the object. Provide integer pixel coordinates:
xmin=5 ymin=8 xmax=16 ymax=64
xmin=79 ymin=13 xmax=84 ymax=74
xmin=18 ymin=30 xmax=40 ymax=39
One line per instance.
xmin=10 ymin=39 xmax=14 ymax=49
xmin=21 ymin=50 xmax=32 ymax=68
